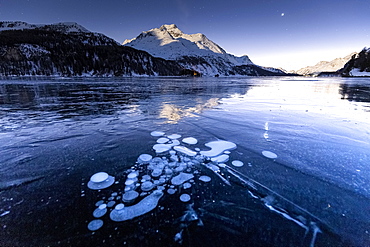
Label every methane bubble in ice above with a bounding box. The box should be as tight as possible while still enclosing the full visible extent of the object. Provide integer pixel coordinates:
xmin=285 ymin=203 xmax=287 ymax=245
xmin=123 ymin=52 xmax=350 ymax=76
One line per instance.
xmin=90 ymin=172 xmax=108 ymax=183
xmin=183 ymin=182 xmax=192 ymax=189
xmin=141 ymin=181 xmax=154 ymax=191
xmin=199 ymin=175 xmax=211 ymax=182
xmin=88 ymin=219 xmax=103 ymax=231
xmin=167 ymin=134 xmax=181 ymax=139
xmin=151 ymin=131 xmax=165 ymax=137
xmin=262 ymin=151 xmax=278 ymax=159
xmin=174 ymin=146 xmax=197 ymax=157
xmin=182 ymin=137 xmax=198 ymax=145
xmin=93 ymin=204 xmax=108 ymax=218
xmin=138 ymin=154 xmax=152 ymax=164
xmin=115 ymin=203 xmax=125 ymax=210
xmin=211 ymin=154 xmax=229 ymax=163
xmin=171 ymin=172 xmax=194 ymax=186
xmin=110 ymin=190 xmax=164 ymax=222
xmin=153 ymin=144 xmax=171 ymax=153
xmin=87 ymin=172 xmax=115 ymax=190
xmin=231 ymin=160 xmax=244 ymax=167
xmin=157 ymin=137 xmax=170 ymax=144
xmin=180 ymin=194 xmax=191 ymax=202
xmin=122 ymin=190 xmax=139 ymax=203
xmin=200 ymin=140 xmax=237 ymax=157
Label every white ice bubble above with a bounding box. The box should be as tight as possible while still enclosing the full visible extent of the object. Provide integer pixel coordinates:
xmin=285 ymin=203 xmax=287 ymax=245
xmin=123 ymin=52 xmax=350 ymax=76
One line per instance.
xmin=200 ymin=141 xmax=237 ymax=157
xmin=211 ymin=154 xmax=229 ymax=163
xmin=157 ymin=137 xmax=170 ymax=144
xmin=138 ymin=154 xmax=153 ymax=164
xmin=88 ymin=219 xmax=103 ymax=231
xmin=95 ymin=200 xmax=104 ymax=207
xmin=98 ymin=204 xmax=107 ymax=210
xmin=199 ymin=175 xmax=211 ymax=182
xmin=141 ymin=181 xmax=154 ymax=191
xmin=153 ymin=144 xmax=172 ymax=153
xmin=122 ymin=190 xmax=139 ymax=203
xmin=93 ymin=206 xmax=107 ymax=218
xmin=231 ymin=160 xmax=244 ymax=167
xmin=167 ymin=188 xmax=176 ymax=194
xmin=151 ymin=169 xmax=163 ymax=177
xmin=183 ymin=182 xmax=192 ymax=189
xmin=107 ymin=201 xmax=116 ymax=208
xmin=174 ymin=146 xmax=197 ymax=157
xmin=90 ymin=172 xmax=109 ymax=183
xmin=127 ymin=172 xmax=138 ymax=179
xmin=171 ymin=172 xmax=194 ymax=186
xmin=182 ymin=137 xmax=198 ymax=145
xmin=179 ymin=194 xmax=191 ymax=202
xmin=110 ymin=190 xmax=164 ymax=222
xmin=168 ymin=134 xmax=181 ymax=140
xmin=262 ymin=151 xmax=278 ymax=159
xmin=115 ymin=203 xmax=125 ymax=210
xmin=151 ymin=131 xmax=165 ymax=137
xmin=87 ymin=175 xmax=115 ymax=190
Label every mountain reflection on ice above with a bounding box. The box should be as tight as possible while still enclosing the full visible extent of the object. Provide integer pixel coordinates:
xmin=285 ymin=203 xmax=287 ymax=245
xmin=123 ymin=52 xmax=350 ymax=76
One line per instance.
xmin=1 ymin=77 xmax=370 ymax=246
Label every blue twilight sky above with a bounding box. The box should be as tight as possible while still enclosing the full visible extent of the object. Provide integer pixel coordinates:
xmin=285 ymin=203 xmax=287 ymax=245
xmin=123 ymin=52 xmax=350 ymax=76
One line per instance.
xmin=0 ymin=0 xmax=369 ymax=70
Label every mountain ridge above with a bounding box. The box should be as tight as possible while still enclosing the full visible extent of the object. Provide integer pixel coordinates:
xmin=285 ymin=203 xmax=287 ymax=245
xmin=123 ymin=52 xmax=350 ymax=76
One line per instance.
xmin=123 ymin=24 xmax=286 ymax=76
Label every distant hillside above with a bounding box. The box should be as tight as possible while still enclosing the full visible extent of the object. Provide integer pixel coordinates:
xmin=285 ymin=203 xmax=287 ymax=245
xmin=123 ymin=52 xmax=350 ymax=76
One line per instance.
xmin=294 ymin=53 xmax=356 ymax=76
xmin=339 ymin=48 xmax=370 ymax=76
xmin=0 ymin=21 xmax=184 ymax=77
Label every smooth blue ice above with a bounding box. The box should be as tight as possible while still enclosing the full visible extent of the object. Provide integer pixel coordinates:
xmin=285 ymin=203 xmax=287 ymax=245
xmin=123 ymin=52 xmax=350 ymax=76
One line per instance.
xmin=110 ymin=190 xmax=164 ymax=222
xmin=200 ymin=140 xmax=237 ymax=157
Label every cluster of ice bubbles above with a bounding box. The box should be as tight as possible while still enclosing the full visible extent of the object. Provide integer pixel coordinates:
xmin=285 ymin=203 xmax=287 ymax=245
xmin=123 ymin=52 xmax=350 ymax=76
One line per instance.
xmin=86 ymin=131 xmax=278 ymax=232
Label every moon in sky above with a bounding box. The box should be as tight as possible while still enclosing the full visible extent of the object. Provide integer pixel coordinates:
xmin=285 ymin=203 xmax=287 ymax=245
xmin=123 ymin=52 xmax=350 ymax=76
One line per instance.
xmin=281 ymin=13 xmax=285 ymax=17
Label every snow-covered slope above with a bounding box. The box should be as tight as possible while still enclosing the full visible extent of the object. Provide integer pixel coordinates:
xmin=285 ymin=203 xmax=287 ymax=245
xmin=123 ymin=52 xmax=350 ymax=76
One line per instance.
xmin=123 ymin=24 xmax=283 ymax=76
xmin=0 ymin=21 xmax=90 ymax=33
xmin=295 ymin=52 xmax=356 ymax=75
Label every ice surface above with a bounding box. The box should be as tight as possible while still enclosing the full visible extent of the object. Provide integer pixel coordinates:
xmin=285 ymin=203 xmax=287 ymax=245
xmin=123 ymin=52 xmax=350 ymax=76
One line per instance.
xmin=87 ymin=219 xmax=103 ymax=231
xmin=200 ymin=140 xmax=237 ymax=157
xmin=171 ymin=172 xmax=194 ymax=186
xmin=110 ymin=190 xmax=164 ymax=222
xmin=262 ymin=151 xmax=278 ymax=159
xmin=174 ymin=146 xmax=197 ymax=157
xmin=231 ymin=160 xmax=244 ymax=167
xmin=179 ymin=194 xmax=191 ymax=202
xmin=90 ymin=172 xmax=108 ymax=183
xmin=182 ymin=137 xmax=198 ymax=145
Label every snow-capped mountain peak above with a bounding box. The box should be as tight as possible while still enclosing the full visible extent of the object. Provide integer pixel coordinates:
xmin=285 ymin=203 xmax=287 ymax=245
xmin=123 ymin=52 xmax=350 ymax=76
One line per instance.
xmin=121 ymin=24 xmax=270 ymax=76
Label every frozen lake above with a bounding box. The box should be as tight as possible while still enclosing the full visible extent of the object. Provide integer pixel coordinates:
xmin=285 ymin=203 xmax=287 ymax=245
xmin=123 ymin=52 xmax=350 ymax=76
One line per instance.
xmin=0 ymin=76 xmax=369 ymax=246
